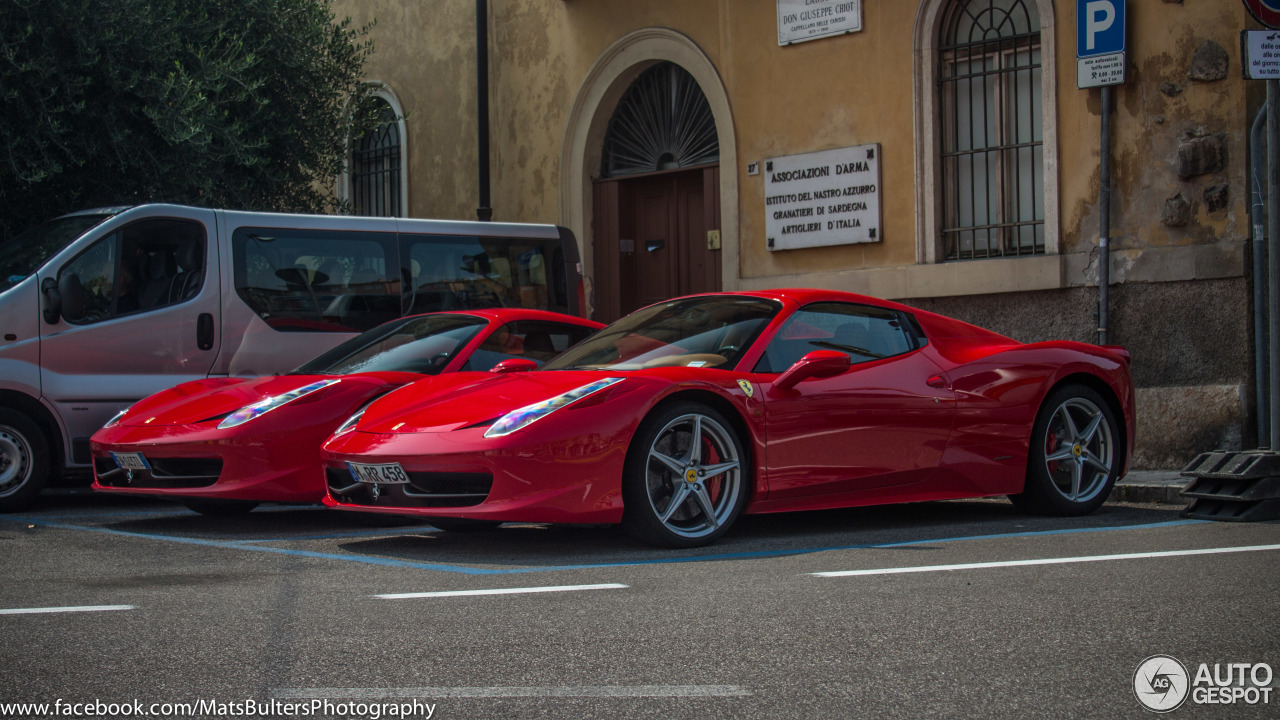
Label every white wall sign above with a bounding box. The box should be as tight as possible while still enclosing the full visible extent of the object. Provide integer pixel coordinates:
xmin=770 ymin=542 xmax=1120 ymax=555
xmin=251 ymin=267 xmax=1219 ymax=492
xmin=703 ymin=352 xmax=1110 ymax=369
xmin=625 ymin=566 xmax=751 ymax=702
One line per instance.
xmin=1244 ymin=30 xmax=1280 ymax=80
xmin=777 ymin=0 xmax=862 ymax=46
xmin=764 ymin=144 xmax=881 ymax=251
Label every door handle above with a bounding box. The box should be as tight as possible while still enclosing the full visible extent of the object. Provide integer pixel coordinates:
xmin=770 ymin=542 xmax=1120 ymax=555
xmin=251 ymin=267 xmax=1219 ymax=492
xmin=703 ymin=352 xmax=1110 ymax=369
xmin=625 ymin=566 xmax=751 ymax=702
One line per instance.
xmin=645 ymin=239 xmax=665 ymax=253
xmin=926 ymin=375 xmax=950 ymax=389
xmin=197 ymin=313 xmax=214 ymax=351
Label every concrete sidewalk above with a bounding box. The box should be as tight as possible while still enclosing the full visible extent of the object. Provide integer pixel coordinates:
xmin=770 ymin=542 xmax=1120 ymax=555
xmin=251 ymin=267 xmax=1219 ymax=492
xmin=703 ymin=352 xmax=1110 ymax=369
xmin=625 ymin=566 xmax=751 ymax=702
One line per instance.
xmin=1112 ymin=470 xmax=1189 ymax=505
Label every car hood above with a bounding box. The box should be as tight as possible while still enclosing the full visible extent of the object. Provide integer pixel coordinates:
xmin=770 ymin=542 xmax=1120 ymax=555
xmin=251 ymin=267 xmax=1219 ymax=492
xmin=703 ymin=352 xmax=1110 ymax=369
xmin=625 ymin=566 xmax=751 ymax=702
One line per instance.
xmin=119 ymin=372 xmax=418 ymax=427
xmin=356 ymin=370 xmax=648 ymax=434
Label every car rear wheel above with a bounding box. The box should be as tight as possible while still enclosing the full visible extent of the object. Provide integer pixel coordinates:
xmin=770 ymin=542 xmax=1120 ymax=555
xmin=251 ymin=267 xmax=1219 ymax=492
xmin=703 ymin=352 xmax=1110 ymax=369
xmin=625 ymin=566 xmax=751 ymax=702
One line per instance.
xmin=1012 ymin=385 xmax=1120 ymax=516
xmin=181 ymin=498 xmax=260 ymax=515
xmin=622 ymin=402 xmax=747 ymax=548
xmin=0 ymin=409 xmax=51 ymax=513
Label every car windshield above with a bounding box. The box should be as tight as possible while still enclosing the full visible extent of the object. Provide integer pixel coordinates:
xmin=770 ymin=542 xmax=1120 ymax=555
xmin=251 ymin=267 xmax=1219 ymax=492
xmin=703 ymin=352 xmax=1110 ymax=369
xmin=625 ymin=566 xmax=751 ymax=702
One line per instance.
xmin=543 ymin=295 xmax=781 ymax=371
xmin=0 ymin=212 xmax=117 ymax=292
xmin=292 ymin=314 xmax=488 ymax=376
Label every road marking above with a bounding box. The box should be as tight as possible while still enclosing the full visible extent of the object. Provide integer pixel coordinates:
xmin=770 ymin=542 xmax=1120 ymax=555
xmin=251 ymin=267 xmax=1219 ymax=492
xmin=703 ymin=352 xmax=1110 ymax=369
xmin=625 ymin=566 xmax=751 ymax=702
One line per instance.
xmin=273 ymin=685 xmax=749 ymax=698
xmin=376 ymin=583 xmax=628 ymax=599
xmin=0 ymin=605 xmax=135 ymax=615
xmin=0 ymin=514 xmax=1211 ymax=575
xmin=812 ymin=543 xmax=1280 ymax=577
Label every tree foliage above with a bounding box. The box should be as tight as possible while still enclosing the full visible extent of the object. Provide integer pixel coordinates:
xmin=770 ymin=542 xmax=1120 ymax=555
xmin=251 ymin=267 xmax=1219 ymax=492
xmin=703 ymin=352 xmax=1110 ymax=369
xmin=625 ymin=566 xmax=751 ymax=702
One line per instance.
xmin=0 ymin=0 xmax=381 ymax=238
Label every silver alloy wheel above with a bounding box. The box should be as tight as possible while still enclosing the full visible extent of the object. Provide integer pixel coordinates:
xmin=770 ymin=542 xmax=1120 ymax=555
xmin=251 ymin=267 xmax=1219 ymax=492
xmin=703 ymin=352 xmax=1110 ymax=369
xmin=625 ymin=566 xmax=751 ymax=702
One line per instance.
xmin=0 ymin=424 xmax=33 ymax=498
xmin=643 ymin=412 xmax=742 ymax=540
xmin=1042 ymin=397 xmax=1114 ymax=504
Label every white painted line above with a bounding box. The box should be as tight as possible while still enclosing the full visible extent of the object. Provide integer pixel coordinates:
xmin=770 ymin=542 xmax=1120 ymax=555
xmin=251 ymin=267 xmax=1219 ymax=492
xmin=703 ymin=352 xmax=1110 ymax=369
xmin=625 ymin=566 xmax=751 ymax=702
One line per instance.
xmin=273 ymin=685 xmax=750 ymax=699
xmin=0 ymin=604 xmax=135 ymax=616
xmin=812 ymin=543 xmax=1280 ymax=578
xmin=375 ymin=583 xmax=628 ymax=599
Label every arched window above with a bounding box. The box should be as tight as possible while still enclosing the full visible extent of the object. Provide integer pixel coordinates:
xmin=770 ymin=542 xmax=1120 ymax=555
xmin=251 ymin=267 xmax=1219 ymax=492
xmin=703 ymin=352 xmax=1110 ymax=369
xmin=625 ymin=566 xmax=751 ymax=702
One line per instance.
xmin=937 ymin=0 xmax=1045 ymax=260
xmin=601 ymin=62 xmax=719 ymax=178
xmin=351 ymin=96 xmax=403 ymax=217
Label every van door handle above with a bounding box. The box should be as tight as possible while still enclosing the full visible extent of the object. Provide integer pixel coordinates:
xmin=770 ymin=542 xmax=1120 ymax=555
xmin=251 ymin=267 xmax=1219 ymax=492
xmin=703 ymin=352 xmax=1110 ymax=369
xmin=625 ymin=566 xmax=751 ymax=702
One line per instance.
xmin=197 ymin=313 xmax=214 ymax=351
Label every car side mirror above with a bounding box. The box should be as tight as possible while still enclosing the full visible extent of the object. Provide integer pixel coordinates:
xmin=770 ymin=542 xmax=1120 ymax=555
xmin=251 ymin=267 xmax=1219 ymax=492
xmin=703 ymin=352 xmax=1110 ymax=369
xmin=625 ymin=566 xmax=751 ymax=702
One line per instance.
xmin=774 ymin=350 xmax=851 ymax=391
xmin=41 ymin=277 xmax=63 ymax=324
xmin=489 ymin=358 xmax=539 ymax=374
xmin=58 ymin=273 xmax=86 ymax=322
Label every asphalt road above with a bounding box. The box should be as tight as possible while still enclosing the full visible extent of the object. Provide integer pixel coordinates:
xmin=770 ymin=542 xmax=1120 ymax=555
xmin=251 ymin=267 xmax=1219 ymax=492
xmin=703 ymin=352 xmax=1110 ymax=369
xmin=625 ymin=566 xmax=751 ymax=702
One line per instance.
xmin=1 ymin=492 xmax=1277 ymax=719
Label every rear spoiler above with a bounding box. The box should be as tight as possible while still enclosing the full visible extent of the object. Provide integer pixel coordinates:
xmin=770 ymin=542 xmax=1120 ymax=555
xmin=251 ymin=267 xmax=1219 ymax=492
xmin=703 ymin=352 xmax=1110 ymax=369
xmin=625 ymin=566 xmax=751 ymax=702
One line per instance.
xmin=1101 ymin=345 xmax=1131 ymax=364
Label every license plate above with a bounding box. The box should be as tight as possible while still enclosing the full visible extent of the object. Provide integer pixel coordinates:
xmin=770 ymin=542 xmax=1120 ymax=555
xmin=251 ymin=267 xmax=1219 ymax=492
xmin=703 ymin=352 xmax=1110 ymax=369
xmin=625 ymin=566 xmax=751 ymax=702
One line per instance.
xmin=347 ymin=461 xmax=410 ymax=485
xmin=111 ymin=452 xmax=150 ymax=471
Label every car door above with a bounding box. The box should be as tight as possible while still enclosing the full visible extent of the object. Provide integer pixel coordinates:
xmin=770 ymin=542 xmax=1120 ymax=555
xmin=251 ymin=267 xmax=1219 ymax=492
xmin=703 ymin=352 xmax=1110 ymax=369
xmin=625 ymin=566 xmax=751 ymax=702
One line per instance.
xmin=756 ymin=302 xmax=955 ymax=501
xmin=36 ymin=208 xmax=221 ymax=463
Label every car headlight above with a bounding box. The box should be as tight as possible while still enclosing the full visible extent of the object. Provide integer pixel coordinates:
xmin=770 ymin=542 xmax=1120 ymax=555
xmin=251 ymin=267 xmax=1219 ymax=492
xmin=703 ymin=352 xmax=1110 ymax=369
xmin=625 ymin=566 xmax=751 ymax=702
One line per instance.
xmin=218 ymin=379 xmax=340 ymax=429
xmin=484 ymin=378 xmax=623 ymax=438
xmin=104 ymin=406 xmax=132 ymax=429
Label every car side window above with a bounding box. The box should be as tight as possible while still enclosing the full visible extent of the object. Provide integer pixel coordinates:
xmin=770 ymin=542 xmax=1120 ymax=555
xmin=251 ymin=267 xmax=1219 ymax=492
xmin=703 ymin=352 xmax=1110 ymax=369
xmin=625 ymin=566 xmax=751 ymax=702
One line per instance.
xmin=462 ymin=320 xmax=595 ymax=371
xmin=753 ymin=302 xmax=919 ymax=373
xmin=233 ymin=227 xmax=398 ymax=333
xmin=58 ymin=218 xmax=207 ymax=325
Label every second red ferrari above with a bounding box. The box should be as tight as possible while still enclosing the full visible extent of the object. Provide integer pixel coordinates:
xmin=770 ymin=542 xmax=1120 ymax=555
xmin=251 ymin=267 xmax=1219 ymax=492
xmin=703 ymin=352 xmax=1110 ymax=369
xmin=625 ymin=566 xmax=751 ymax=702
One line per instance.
xmin=90 ymin=309 xmax=601 ymax=513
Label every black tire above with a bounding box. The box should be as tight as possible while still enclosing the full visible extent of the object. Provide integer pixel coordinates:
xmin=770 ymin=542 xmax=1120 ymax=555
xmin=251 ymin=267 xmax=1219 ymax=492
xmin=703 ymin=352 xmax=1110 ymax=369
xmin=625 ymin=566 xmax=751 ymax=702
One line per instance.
xmin=0 ymin=408 xmax=52 ymax=513
xmin=621 ymin=401 xmax=748 ymax=548
xmin=181 ymin=498 xmax=260 ymax=516
xmin=427 ymin=517 xmax=502 ymax=532
xmin=1011 ymin=384 xmax=1121 ymax=516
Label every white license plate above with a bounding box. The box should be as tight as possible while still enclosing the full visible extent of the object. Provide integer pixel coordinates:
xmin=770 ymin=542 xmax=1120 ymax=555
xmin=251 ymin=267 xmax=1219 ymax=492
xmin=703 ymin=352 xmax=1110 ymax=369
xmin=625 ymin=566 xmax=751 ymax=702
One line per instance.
xmin=348 ymin=461 xmax=410 ymax=485
xmin=111 ymin=452 xmax=150 ymax=471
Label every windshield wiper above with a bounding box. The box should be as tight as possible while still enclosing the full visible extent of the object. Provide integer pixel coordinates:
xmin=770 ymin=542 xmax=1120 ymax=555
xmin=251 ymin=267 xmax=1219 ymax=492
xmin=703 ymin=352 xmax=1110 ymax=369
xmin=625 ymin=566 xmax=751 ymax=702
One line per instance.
xmin=810 ymin=340 xmax=884 ymax=359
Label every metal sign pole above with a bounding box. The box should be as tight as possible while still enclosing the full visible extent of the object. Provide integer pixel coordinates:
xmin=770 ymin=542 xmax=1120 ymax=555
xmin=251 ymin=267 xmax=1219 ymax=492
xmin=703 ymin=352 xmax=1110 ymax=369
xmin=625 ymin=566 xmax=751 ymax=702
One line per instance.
xmin=1098 ymin=85 xmax=1111 ymax=345
xmin=1268 ymin=79 xmax=1280 ymax=449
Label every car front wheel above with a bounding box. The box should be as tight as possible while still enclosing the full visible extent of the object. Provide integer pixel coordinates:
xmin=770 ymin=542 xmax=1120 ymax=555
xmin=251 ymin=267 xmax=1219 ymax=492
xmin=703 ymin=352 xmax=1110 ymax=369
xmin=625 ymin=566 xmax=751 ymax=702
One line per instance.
xmin=622 ymin=402 xmax=748 ymax=548
xmin=0 ymin=409 xmax=51 ymax=513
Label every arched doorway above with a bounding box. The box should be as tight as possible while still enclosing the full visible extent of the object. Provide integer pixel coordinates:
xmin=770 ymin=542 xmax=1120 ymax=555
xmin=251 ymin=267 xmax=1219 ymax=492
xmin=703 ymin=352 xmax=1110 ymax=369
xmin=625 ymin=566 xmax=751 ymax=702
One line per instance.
xmin=591 ymin=62 xmax=722 ymax=321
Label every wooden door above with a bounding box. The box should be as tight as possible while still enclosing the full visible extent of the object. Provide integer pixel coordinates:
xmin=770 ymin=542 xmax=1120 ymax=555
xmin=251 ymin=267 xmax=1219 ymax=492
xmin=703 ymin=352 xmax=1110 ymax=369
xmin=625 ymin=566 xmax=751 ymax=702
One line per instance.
xmin=592 ymin=165 xmax=721 ymax=322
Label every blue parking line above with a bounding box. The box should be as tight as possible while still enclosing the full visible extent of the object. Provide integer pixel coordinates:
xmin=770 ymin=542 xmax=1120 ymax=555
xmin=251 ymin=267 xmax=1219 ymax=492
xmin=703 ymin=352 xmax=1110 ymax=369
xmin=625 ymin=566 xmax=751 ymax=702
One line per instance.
xmin=0 ymin=513 xmax=1210 ymax=575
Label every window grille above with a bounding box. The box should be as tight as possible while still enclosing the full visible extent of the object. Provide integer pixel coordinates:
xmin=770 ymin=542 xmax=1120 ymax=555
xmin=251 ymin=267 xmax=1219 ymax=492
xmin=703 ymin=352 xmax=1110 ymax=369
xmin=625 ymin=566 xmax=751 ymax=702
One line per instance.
xmin=601 ymin=62 xmax=719 ymax=178
xmin=939 ymin=0 xmax=1044 ymax=260
xmin=351 ymin=100 xmax=402 ymax=217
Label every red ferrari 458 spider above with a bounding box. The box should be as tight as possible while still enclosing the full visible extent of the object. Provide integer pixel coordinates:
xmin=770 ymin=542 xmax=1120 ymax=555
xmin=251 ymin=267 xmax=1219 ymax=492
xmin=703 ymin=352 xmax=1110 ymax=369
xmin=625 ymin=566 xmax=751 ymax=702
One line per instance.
xmin=90 ymin=309 xmax=602 ymax=513
xmin=321 ymin=289 xmax=1134 ymax=547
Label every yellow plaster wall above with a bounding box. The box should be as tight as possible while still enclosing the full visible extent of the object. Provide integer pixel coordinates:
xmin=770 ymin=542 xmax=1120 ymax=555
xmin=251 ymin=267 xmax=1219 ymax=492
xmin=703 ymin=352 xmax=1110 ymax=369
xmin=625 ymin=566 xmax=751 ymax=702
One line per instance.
xmin=335 ymin=0 xmax=1251 ymax=285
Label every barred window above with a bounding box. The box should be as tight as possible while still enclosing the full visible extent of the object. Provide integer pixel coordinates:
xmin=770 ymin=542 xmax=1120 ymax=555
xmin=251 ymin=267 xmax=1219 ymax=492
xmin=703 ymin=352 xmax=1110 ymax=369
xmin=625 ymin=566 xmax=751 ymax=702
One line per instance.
xmin=351 ymin=98 xmax=402 ymax=217
xmin=939 ymin=0 xmax=1043 ymax=260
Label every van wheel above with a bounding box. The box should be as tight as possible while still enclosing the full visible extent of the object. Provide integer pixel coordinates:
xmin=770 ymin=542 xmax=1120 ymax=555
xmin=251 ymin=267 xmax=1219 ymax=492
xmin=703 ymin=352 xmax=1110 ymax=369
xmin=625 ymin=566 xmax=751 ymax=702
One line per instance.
xmin=0 ymin=409 xmax=51 ymax=513
xmin=181 ymin=499 xmax=260 ymax=515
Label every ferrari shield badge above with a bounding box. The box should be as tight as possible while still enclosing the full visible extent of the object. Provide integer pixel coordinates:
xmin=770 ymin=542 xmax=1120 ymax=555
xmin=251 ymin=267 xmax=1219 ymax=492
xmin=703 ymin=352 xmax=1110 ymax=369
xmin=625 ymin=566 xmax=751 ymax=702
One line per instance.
xmin=737 ymin=379 xmax=755 ymax=398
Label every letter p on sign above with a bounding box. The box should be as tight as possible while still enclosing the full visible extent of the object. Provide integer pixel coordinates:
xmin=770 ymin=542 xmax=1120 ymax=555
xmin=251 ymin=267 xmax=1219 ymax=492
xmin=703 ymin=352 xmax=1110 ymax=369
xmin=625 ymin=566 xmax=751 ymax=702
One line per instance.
xmin=1077 ymin=0 xmax=1125 ymax=58
xmin=1085 ymin=1 xmax=1113 ymax=50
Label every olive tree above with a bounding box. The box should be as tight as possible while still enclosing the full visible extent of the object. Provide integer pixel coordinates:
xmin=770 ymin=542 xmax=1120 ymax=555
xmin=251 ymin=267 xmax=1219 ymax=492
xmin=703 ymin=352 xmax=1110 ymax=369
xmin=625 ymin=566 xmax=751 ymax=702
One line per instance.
xmin=0 ymin=0 xmax=382 ymax=238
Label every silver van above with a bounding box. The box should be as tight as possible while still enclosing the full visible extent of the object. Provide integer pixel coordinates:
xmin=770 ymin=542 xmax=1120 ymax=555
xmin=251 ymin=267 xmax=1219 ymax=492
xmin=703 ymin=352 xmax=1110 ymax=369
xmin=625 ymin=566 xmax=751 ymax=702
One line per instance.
xmin=0 ymin=204 xmax=582 ymax=510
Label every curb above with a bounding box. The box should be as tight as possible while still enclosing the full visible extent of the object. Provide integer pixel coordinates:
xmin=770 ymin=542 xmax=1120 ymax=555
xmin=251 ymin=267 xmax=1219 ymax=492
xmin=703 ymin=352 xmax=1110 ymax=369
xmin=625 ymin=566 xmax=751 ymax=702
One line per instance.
xmin=1111 ymin=471 xmax=1189 ymax=505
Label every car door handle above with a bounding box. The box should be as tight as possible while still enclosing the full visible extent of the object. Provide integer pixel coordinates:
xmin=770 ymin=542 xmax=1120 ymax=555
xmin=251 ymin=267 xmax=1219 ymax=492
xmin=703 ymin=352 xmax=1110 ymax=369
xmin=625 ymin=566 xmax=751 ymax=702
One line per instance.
xmin=197 ymin=313 xmax=215 ymax=351
xmin=926 ymin=375 xmax=950 ymax=389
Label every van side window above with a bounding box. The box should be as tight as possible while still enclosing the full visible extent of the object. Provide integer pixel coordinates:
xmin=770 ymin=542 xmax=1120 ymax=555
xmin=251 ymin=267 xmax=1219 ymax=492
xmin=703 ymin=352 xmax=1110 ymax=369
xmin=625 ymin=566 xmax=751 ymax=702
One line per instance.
xmin=753 ymin=302 xmax=920 ymax=373
xmin=58 ymin=218 xmax=207 ymax=325
xmin=403 ymin=235 xmax=561 ymax=315
xmin=461 ymin=320 xmax=596 ymax=371
xmin=232 ymin=228 xmax=398 ymax=333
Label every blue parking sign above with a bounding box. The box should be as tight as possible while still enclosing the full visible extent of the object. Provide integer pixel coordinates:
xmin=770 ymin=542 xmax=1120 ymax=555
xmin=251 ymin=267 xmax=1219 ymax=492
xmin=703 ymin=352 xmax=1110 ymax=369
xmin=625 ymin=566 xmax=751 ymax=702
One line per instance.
xmin=1077 ymin=0 xmax=1126 ymax=58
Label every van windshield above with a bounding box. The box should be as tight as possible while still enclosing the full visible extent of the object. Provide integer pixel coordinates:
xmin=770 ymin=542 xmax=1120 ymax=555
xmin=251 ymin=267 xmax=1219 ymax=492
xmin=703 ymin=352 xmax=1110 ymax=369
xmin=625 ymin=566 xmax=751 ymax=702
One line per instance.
xmin=0 ymin=213 xmax=116 ymax=292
